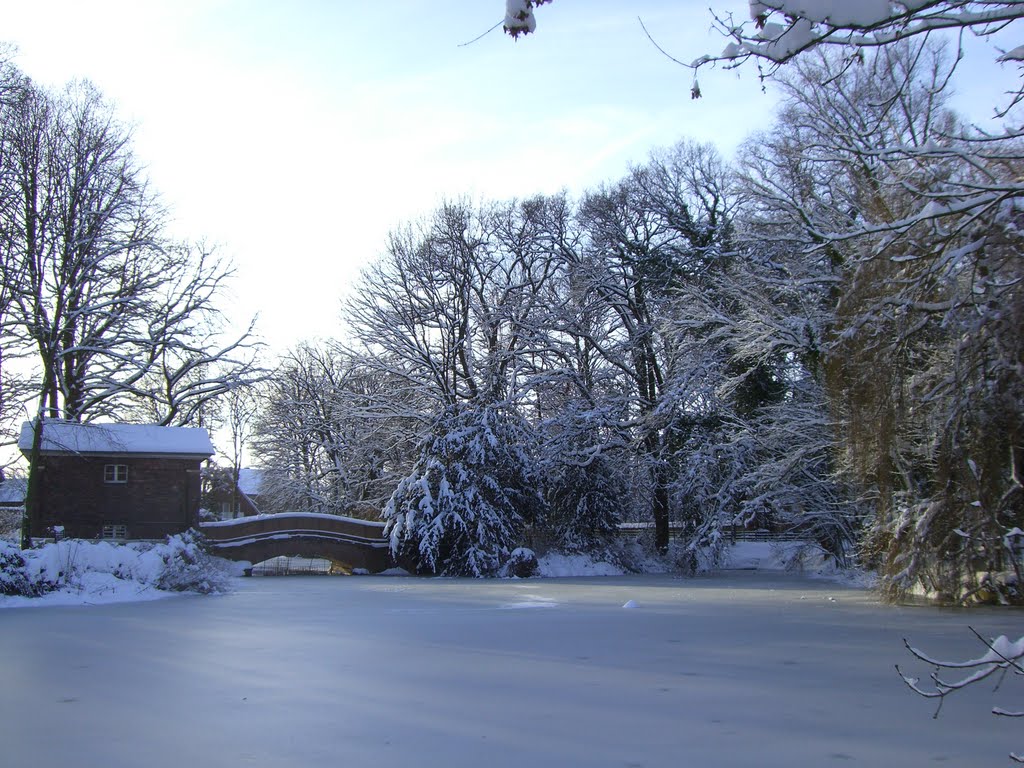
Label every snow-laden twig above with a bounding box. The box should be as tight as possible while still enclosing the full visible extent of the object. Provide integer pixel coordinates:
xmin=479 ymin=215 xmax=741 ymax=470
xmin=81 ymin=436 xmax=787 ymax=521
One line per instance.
xmin=898 ymin=628 xmax=1024 ymax=760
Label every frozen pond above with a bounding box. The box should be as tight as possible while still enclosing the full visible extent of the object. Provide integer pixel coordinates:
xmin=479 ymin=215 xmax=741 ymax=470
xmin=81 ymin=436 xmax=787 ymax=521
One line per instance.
xmin=1 ymin=572 xmax=1022 ymax=767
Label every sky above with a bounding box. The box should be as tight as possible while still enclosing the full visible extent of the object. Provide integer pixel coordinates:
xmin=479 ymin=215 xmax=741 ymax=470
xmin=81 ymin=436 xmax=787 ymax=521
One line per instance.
xmin=1 ymin=1 xmax=1019 ymax=355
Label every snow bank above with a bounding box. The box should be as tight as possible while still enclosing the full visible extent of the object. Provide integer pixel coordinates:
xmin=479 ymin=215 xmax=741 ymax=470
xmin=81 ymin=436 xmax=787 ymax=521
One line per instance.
xmin=532 ymin=541 xmax=872 ymax=585
xmin=2 ymin=535 xmax=872 ymax=608
xmin=536 ymin=551 xmax=625 ymax=577
xmin=726 ymin=541 xmax=875 ymax=587
xmin=0 ymin=532 xmax=244 ymax=608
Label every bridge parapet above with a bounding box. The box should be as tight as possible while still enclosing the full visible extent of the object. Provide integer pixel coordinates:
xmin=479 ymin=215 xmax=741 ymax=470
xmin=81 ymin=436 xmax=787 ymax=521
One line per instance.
xmin=201 ymin=512 xmax=386 ymax=541
xmin=199 ymin=513 xmax=393 ymax=573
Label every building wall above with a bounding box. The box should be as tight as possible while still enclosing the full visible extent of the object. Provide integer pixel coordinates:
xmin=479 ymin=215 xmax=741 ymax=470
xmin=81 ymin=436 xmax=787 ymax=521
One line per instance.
xmin=212 ymin=490 xmax=261 ymax=520
xmin=31 ymin=455 xmax=203 ymax=540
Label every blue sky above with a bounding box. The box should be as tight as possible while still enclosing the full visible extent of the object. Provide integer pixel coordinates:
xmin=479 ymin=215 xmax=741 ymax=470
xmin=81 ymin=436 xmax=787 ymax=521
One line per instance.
xmin=2 ymin=1 xmax=1018 ymax=352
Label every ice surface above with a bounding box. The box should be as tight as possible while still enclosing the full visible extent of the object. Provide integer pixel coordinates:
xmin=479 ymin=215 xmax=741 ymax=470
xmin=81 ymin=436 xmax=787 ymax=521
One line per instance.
xmin=0 ymin=572 xmax=1019 ymax=767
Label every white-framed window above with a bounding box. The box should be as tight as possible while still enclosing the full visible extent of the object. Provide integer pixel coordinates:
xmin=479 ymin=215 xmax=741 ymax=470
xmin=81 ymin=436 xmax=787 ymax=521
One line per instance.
xmin=101 ymin=524 xmax=127 ymax=539
xmin=104 ymin=464 xmax=128 ymax=484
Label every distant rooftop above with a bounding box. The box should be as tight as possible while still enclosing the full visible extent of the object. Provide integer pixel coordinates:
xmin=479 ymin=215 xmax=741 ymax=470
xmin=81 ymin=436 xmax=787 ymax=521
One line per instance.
xmin=0 ymin=477 xmax=26 ymax=505
xmin=18 ymin=421 xmax=215 ymax=458
xmin=238 ymin=468 xmax=265 ymax=496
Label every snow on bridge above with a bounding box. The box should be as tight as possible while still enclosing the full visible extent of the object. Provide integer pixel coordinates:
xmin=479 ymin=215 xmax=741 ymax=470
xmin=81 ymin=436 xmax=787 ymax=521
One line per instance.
xmin=199 ymin=513 xmax=393 ymax=573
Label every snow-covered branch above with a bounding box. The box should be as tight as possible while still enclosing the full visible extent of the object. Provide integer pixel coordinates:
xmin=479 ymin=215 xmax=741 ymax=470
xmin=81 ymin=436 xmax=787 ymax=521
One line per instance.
xmin=898 ymin=628 xmax=1024 ymax=761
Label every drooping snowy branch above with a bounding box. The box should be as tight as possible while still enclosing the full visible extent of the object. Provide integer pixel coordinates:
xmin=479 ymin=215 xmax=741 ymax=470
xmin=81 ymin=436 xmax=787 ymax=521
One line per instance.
xmin=898 ymin=628 xmax=1024 ymax=761
xmin=695 ymin=2 xmax=1024 ymax=91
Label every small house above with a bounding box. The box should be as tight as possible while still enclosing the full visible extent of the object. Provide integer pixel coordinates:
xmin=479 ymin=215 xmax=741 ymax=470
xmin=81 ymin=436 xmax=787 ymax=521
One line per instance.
xmin=18 ymin=420 xmax=215 ymax=542
xmin=0 ymin=476 xmax=26 ymax=510
xmin=0 ymin=476 xmax=26 ymax=541
xmin=237 ymin=468 xmax=267 ymax=515
xmin=201 ymin=467 xmax=266 ymax=520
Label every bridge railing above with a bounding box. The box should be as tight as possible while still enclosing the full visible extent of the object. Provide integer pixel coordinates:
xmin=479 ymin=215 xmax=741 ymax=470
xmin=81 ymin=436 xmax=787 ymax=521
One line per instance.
xmin=199 ymin=512 xmax=387 ymax=548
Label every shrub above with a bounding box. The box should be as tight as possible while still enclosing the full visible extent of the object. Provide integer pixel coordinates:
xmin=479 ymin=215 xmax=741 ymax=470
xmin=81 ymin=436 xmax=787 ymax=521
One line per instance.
xmin=503 ymin=547 xmax=539 ymax=578
xmin=152 ymin=530 xmax=236 ymax=594
xmin=0 ymin=540 xmax=40 ymax=597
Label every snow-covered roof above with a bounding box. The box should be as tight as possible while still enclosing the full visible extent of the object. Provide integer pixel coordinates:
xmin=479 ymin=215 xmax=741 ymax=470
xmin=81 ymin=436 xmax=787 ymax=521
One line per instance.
xmin=18 ymin=421 xmax=215 ymax=459
xmin=0 ymin=477 xmax=26 ymax=504
xmin=237 ymin=468 xmax=264 ymax=496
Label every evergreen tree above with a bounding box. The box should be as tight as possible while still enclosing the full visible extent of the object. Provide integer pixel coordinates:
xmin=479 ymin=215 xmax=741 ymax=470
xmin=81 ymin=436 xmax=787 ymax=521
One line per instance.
xmin=383 ymin=404 xmax=544 ymax=576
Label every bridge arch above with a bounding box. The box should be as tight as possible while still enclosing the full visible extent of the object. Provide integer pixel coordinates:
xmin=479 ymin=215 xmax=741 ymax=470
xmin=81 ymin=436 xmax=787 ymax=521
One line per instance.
xmin=199 ymin=513 xmax=394 ymax=574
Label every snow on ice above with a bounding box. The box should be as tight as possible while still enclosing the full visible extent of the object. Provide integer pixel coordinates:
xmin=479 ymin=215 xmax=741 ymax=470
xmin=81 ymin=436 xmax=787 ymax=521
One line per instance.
xmin=1 ymin=535 xmax=868 ymax=609
xmin=2 ymin=570 xmax=1021 ymax=767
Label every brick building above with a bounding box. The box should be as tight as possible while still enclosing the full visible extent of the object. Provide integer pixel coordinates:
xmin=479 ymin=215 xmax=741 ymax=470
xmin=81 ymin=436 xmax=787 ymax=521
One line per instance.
xmin=19 ymin=421 xmax=215 ymax=542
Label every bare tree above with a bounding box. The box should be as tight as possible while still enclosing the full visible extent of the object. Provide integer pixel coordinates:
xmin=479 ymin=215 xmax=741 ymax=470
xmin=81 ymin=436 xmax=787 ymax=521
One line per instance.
xmin=487 ymin=3 xmax=1024 ymax=587
xmin=573 ymin=140 xmax=737 ymax=553
xmin=252 ymin=343 xmax=415 ymax=515
xmin=222 ymin=384 xmax=259 ymax=517
xmin=345 ymin=198 xmax=558 ymax=413
xmin=2 ymin=79 xmax=262 ymax=425
xmin=0 ymin=46 xmax=32 ymax=470
xmin=0 ymin=70 xmax=263 ymax=544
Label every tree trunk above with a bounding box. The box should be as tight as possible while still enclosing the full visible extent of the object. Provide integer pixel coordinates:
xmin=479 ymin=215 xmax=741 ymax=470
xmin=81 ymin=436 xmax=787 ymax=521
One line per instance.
xmin=21 ymin=414 xmax=43 ymax=548
xmin=653 ymin=461 xmax=670 ymax=555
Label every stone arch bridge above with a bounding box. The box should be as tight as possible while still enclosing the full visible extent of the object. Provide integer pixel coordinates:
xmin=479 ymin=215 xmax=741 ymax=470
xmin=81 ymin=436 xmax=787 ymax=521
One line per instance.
xmin=199 ymin=513 xmax=393 ymax=573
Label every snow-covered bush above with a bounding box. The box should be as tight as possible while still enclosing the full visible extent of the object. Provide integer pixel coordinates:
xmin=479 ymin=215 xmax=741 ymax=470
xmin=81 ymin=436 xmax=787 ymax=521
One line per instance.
xmin=502 ymin=547 xmax=539 ymax=578
xmin=383 ymin=405 xmax=545 ymax=577
xmin=3 ymin=531 xmax=236 ymax=600
xmin=0 ymin=540 xmax=40 ymax=596
xmin=151 ymin=530 xmax=236 ymax=594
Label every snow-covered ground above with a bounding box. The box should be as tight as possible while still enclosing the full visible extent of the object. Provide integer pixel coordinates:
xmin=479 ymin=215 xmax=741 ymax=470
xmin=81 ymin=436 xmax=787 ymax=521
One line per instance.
xmin=0 ymin=538 xmax=862 ymax=608
xmin=1 ymin=570 xmax=1021 ymax=766
xmin=0 ymin=535 xmax=241 ymax=607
